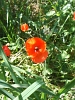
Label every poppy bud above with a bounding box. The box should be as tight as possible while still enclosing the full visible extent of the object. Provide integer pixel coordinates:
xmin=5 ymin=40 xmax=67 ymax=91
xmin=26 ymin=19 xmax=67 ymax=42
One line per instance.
xmin=21 ymin=23 xmax=29 ymax=32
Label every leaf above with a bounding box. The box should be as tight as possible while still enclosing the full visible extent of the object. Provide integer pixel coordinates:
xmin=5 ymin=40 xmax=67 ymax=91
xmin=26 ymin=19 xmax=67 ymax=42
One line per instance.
xmin=13 ymin=80 xmax=44 ymax=100
xmin=53 ymin=78 xmax=75 ymax=100
xmin=46 ymin=10 xmax=55 ymax=16
xmin=61 ymin=50 xmax=70 ymax=59
xmin=62 ymin=4 xmax=71 ymax=14
xmin=0 ymin=88 xmax=15 ymax=100
xmin=0 ymin=42 xmax=19 ymax=84
xmin=39 ymin=87 xmax=55 ymax=96
xmin=0 ymin=79 xmax=21 ymax=93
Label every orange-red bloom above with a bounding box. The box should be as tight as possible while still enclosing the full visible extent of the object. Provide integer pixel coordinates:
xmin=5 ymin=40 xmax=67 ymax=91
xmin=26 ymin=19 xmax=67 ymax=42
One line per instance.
xmin=25 ymin=37 xmax=48 ymax=63
xmin=73 ymin=12 xmax=75 ymax=20
xmin=21 ymin=23 xmax=29 ymax=32
xmin=2 ymin=45 xmax=11 ymax=57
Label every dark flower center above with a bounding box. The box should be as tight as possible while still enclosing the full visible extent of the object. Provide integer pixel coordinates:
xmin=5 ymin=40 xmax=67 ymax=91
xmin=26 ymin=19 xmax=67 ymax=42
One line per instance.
xmin=34 ymin=47 xmax=39 ymax=52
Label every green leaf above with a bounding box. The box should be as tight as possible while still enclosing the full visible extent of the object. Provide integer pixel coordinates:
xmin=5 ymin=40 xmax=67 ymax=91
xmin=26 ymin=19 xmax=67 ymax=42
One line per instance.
xmin=39 ymin=87 xmax=55 ymax=96
xmin=62 ymin=4 xmax=71 ymax=14
xmin=0 ymin=79 xmax=21 ymax=93
xmin=46 ymin=10 xmax=55 ymax=16
xmin=61 ymin=50 xmax=70 ymax=59
xmin=0 ymin=88 xmax=15 ymax=100
xmin=53 ymin=78 xmax=75 ymax=100
xmin=13 ymin=80 xmax=44 ymax=100
xmin=0 ymin=42 xmax=19 ymax=84
xmin=0 ymin=20 xmax=12 ymax=42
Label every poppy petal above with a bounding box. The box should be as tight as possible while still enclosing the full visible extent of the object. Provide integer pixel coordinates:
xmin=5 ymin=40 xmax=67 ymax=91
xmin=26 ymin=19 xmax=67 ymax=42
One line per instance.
xmin=31 ymin=50 xmax=48 ymax=63
xmin=2 ymin=45 xmax=11 ymax=57
xmin=25 ymin=37 xmax=46 ymax=58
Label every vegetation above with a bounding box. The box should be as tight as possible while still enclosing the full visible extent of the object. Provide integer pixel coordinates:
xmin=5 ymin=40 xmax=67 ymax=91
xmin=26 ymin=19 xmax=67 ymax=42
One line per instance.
xmin=0 ymin=0 xmax=75 ymax=100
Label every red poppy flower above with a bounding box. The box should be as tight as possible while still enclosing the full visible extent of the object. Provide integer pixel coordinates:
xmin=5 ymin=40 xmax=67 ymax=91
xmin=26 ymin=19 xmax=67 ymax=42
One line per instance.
xmin=2 ymin=45 xmax=11 ymax=57
xmin=25 ymin=37 xmax=48 ymax=63
xmin=21 ymin=23 xmax=29 ymax=32
xmin=73 ymin=12 xmax=75 ymax=20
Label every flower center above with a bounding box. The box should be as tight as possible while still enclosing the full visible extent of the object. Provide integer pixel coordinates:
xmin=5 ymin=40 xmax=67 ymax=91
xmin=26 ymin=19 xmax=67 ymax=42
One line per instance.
xmin=34 ymin=47 xmax=39 ymax=52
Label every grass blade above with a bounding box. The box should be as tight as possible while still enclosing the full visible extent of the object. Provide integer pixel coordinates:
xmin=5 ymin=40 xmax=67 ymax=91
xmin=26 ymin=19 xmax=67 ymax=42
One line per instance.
xmin=0 ymin=42 xmax=19 ymax=83
xmin=53 ymin=78 xmax=75 ymax=100
xmin=0 ymin=79 xmax=21 ymax=93
xmin=0 ymin=88 xmax=15 ymax=100
xmin=13 ymin=80 xmax=44 ymax=100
